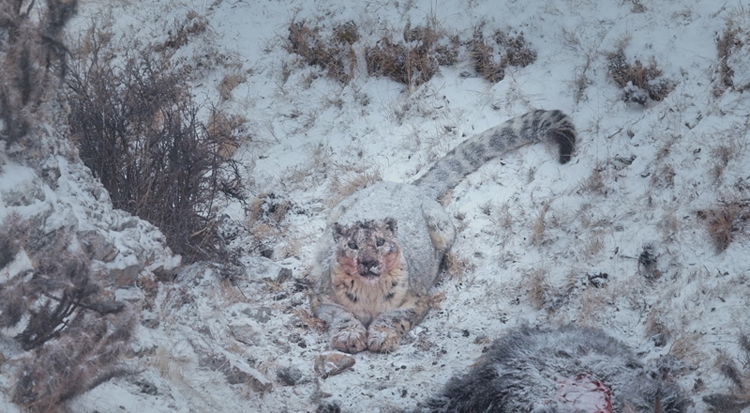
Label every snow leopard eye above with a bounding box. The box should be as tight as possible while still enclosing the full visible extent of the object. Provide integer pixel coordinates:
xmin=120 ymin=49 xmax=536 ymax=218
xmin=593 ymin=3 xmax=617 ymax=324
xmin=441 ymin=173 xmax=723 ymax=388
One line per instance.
xmin=348 ymin=241 xmax=358 ymax=250
xmin=376 ymin=238 xmax=385 ymax=247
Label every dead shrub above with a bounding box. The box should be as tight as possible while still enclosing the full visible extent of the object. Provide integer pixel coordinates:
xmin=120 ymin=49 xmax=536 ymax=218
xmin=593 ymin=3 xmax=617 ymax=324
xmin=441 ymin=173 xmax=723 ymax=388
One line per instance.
xmin=714 ymin=19 xmax=750 ymax=94
xmin=470 ymin=26 xmax=537 ymax=83
xmin=530 ymin=202 xmax=550 ymax=246
xmin=0 ymin=211 xmax=28 ymax=268
xmin=646 ymin=309 xmax=671 ymax=347
xmin=0 ymin=0 xmax=77 ymax=148
xmin=366 ymin=36 xmax=438 ymax=87
xmin=286 ymin=19 xmax=460 ymax=89
xmin=218 ymin=73 xmax=247 ymax=101
xmin=12 ymin=309 xmax=136 ymax=412
xmin=470 ymin=29 xmax=504 ymax=83
xmin=716 ymin=27 xmax=742 ymax=91
xmin=606 ymin=48 xmax=674 ymax=104
xmin=65 ymin=25 xmax=245 ymax=263
xmin=365 ymin=22 xmax=456 ymax=88
xmin=249 ymin=193 xmax=294 ymax=224
xmin=703 ymin=336 xmax=750 ymax=412
xmin=0 ymin=219 xmax=136 ymax=412
xmin=286 ymin=19 xmax=540 ymax=88
xmin=697 ymin=199 xmax=750 ymax=252
xmin=365 ymin=22 xmax=457 ymax=89
xmin=440 ymin=251 xmax=471 ymax=281
xmin=247 ymin=193 xmax=297 ymax=258
xmin=495 ymin=30 xmax=537 ymax=67
xmin=207 ymin=111 xmax=245 ymax=160
xmin=153 ymin=10 xmax=208 ymax=53
xmin=710 ymin=144 xmax=736 ymax=181
xmin=578 ymin=163 xmax=608 ymax=195
xmin=286 ymin=20 xmax=358 ymax=84
xmin=524 ymin=269 xmax=551 ymax=311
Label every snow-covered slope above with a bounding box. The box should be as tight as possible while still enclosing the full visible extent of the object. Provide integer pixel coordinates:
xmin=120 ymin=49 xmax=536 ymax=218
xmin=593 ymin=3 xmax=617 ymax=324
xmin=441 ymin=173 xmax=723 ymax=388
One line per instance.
xmin=3 ymin=0 xmax=750 ymax=412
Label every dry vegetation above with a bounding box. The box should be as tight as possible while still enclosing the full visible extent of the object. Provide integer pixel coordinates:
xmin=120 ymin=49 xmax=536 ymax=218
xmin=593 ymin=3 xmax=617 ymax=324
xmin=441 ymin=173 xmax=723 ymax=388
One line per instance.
xmin=65 ymin=15 xmax=247 ymax=263
xmin=286 ymin=20 xmax=536 ymax=88
xmin=703 ymin=335 xmax=750 ymax=412
xmin=0 ymin=0 xmax=77 ymax=148
xmin=716 ymin=26 xmax=742 ymax=92
xmin=697 ymin=199 xmax=750 ymax=252
xmin=365 ymin=22 xmax=458 ymax=88
xmin=715 ymin=17 xmax=750 ymax=94
xmin=0 ymin=3 xmax=150 ymax=409
xmin=246 ymin=192 xmax=299 ymax=258
xmin=286 ymin=20 xmax=359 ymax=84
xmin=0 ymin=215 xmax=137 ymax=412
xmin=606 ymin=48 xmax=674 ymax=104
xmin=328 ymin=171 xmax=382 ymax=207
xmin=470 ymin=26 xmax=537 ymax=83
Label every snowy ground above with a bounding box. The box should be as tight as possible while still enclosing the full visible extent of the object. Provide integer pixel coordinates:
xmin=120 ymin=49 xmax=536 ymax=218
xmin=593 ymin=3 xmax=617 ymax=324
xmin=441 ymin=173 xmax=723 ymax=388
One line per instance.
xmin=2 ymin=0 xmax=750 ymax=412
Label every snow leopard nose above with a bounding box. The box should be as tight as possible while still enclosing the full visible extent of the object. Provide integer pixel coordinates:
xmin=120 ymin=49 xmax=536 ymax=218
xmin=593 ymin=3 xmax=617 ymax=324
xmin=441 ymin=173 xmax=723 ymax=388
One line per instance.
xmin=361 ymin=259 xmax=379 ymax=274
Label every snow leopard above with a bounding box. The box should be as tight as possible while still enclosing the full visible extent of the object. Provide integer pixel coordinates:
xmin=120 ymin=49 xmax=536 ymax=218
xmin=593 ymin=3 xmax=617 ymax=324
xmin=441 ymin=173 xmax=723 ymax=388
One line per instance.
xmin=417 ymin=325 xmax=690 ymax=413
xmin=311 ymin=110 xmax=577 ymax=353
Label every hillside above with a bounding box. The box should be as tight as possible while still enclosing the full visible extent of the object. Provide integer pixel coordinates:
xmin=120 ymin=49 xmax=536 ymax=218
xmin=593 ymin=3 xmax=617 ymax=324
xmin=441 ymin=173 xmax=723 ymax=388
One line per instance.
xmin=2 ymin=0 xmax=750 ymax=412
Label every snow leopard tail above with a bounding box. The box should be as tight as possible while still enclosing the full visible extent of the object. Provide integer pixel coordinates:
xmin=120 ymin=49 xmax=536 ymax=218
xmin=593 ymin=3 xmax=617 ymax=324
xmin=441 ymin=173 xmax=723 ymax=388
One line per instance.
xmin=413 ymin=109 xmax=576 ymax=200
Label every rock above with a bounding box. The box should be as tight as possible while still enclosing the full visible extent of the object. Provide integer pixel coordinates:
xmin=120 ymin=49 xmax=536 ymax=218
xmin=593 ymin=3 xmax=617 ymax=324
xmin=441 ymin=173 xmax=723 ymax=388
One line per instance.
xmin=230 ymin=323 xmax=259 ymax=346
xmin=80 ymin=230 xmax=118 ymax=262
xmin=314 ymin=352 xmax=355 ymax=379
xmin=135 ymin=379 xmax=158 ymax=396
xmin=107 ymin=258 xmax=144 ymax=286
xmin=276 ymin=366 xmax=303 ymax=386
xmin=196 ymin=348 xmax=272 ymax=393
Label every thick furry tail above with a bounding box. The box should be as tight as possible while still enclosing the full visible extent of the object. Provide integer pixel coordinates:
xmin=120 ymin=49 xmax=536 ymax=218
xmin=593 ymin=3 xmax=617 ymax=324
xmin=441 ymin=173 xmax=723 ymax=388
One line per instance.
xmin=413 ymin=109 xmax=576 ymax=200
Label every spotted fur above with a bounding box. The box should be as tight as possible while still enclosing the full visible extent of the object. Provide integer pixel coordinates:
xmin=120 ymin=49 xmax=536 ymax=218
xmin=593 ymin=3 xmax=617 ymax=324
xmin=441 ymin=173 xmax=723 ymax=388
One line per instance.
xmin=414 ymin=109 xmax=576 ymax=199
xmin=312 ymin=110 xmax=577 ymax=353
xmin=417 ymin=326 xmax=689 ymax=413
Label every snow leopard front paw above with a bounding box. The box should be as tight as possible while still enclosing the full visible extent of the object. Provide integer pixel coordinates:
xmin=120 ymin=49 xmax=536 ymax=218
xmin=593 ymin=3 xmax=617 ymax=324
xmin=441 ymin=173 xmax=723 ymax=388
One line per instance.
xmin=330 ymin=324 xmax=367 ymax=353
xmin=367 ymin=324 xmax=401 ymax=353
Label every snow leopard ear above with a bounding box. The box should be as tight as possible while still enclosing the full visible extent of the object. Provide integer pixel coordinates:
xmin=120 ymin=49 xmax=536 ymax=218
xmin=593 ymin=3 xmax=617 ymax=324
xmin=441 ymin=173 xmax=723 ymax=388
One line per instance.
xmin=383 ymin=217 xmax=398 ymax=235
xmin=332 ymin=222 xmax=346 ymax=242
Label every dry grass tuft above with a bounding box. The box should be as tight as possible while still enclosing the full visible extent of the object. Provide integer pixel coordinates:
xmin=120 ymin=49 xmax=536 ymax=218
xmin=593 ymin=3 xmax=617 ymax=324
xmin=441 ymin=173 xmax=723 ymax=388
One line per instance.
xmin=646 ymin=309 xmax=671 ymax=347
xmin=579 ymin=163 xmax=608 ymax=195
xmin=576 ymin=288 xmax=608 ymax=326
xmin=530 ymin=202 xmax=550 ymax=246
xmin=441 ymin=251 xmax=471 ymax=281
xmin=286 ymin=20 xmax=359 ymax=84
xmin=246 ymin=192 xmax=298 ymax=258
xmin=218 ymin=73 xmax=247 ymax=101
xmin=249 ymin=193 xmax=294 ymax=224
xmin=526 ymin=269 xmax=550 ymax=311
xmin=606 ymin=48 xmax=674 ymax=104
xmin=365 ymin=22 xmax=457 ymax=89
xmin=668 ymin=333 xmax=700 ymax=364
xmin=697 ymin=199 xmax=750 ymax=252
xmin=292 ymin=308 xmax=327 ymax=332
xmin=583 ymin=234 xmax=605 ymax=259
xmin=328 ymin=171 xmax=382 ymax=207
xmin=650 ymin=165 xmax=676 ymax=189
xmin=469 ymin=26 xmax=537 ymax=83
xmin=716 ymin=27 xmax=742 ymax=92
xmin=0 ymin=0 xmax=77 ymax=148
xmin=710 ymin=143 xmax=738 ymax=181
xmin=285 ymin=19 xmax=537 ymax=89
xmin=207 ymin=111 xmax=246 ymax=160
xmin=154 ymin=11 xmax=208 ymax=53
xmin=704 ymin=339 xmax=750 ymax=412
xmin=714 ymin=17 xmax=750 ymax=95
